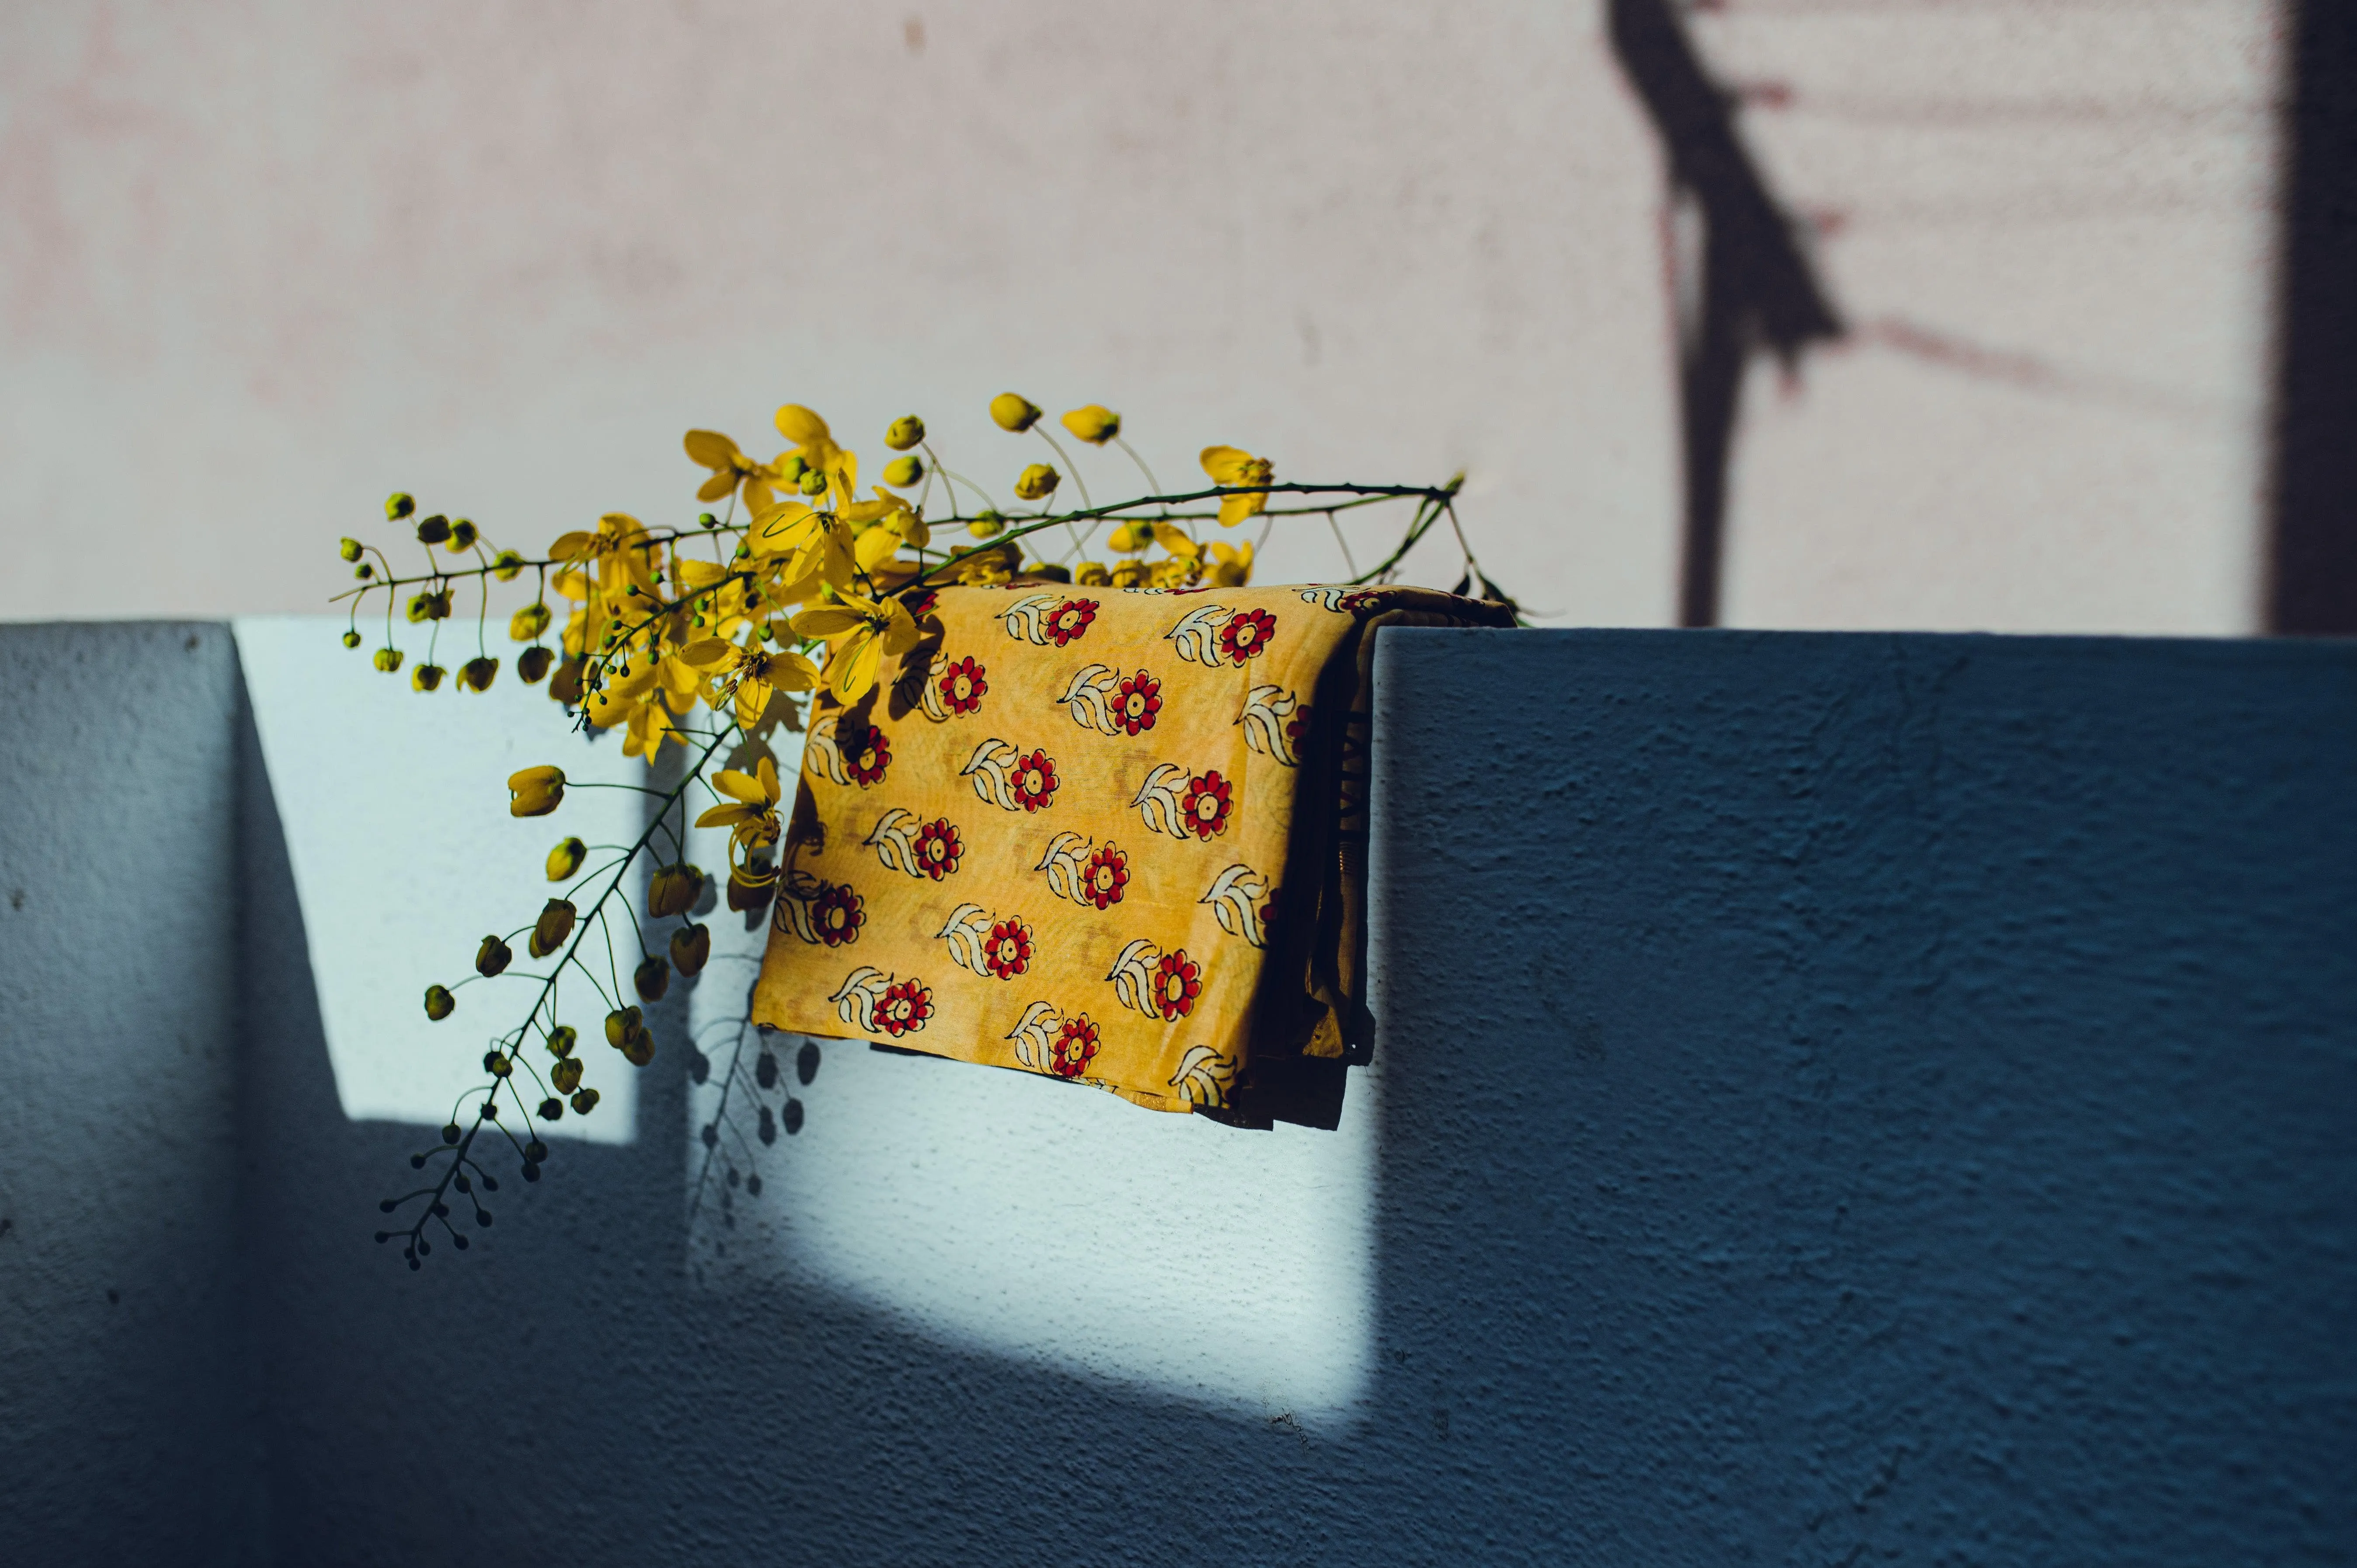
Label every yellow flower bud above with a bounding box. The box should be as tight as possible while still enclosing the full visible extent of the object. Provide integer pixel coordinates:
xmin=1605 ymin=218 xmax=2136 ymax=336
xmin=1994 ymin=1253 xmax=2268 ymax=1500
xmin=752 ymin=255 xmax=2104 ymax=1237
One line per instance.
xmin=475 ymin=935 xmax=512 ymax=976
xmin=550 ymin=656 xmax=586 ymax=705
xmin=340 ymin=537 xmax=364 ymax=562
xmin=1074 ymin=561 xmax=1111 ymax=587
xmin=569 ymin=1087 xmax=601 ymax=1115
xmin=386 ymin=492 xmax=416 ymax=521
xmin=885 ymin=415 xmax=926 ymax=451
xmin=374 ymin=647 xmax=404 ymax=674
xmin=447 ymin=519 xmax=478 ymax=551
xmin=415 ymin=514 xmax=452 ymax=546
xmin=647 ymin=862 xmax=702 ymax=918
xmin=1108 ymin=520 xmax=1153 ymax=553
xmin=1060 ymin=405 xmax=1120 ymax=444
xmin=530 ymin=897 xmax=576 ymax=957
xmin=551 ymin=1057 xmax=583 ymax=1094
xmin=406 ymin=593 xmax=432 ymax=623
xmin=546 ymin=838 xmax=586 ymax=882
xmin=797 ymin=468 xmax=829 ymax=497
xmin=342 ymin=630 xmax=363 ymax=649
xmin=1013 ymin=464 xmax=1060 ymax=502
xmin=510 ymin=602 xmax=552 ymax=642
xmin=354 ymin=564 xmax=374 ymax=580
xmin=670 ymin=923 xmax=711 ymax=977
xmin=491 ymin=550 xmax=525 ymax=581
xmin=459 ymin=656 xmax=499 ymax=693
xmin=604 ymin=1006 xmax=642 ymax=1048
xmin=423 ymin=984 xmax=455 ymax=1021
xmin=412 ymin=663 xmax=446 ymax=692
xmin=537 ymin=1096 xmax=564 ymax=1121
xmin=507 ymin=765 xmax=566 ymax=817
xmin=517 ymin=646 xmax=554 ymax=684
xmin=967 ymin=511 xmax=1005 ymax=540
xmin=484 ymin=1049 xmax=512 ymax=1077
xmin=620 ymin=1028 xmax=655 ymax=1068
xmin=1109 ymin=561 xmax=1148 ymax=589
xmin=990 ymin=393 xmax=1042 ymax=433
xmin=425 ymin=590 xmax=453 ymax=620
xmin=883 ymin=454 xmax=923 ymax=487
xmin=778 ymin=453 xmax=810 ymax=485
xmin=546 ymin=1024 xmax=578 ymax=1059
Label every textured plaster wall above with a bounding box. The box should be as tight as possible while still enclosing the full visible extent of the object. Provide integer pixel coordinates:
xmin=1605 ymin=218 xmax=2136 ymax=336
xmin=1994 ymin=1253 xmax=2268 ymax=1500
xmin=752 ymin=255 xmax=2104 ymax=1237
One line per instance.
xmin=5 ymin=622 xmax=2354 ymax=1565
xmin=0 ymin=625 xmax=260 ymax=1561
xmin=0 ymin=0 xmax=2294 ymax=633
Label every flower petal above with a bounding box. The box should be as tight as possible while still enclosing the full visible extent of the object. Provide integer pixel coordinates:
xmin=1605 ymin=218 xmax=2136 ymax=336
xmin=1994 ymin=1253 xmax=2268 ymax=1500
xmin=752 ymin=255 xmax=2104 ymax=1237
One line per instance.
xmin=1199 ymin=445 xmax=1251 ymax=484
xmin=774 ymin=404 xmax=833 ymax=447
xmin=683 ymin=429 xmax=742 ymax=469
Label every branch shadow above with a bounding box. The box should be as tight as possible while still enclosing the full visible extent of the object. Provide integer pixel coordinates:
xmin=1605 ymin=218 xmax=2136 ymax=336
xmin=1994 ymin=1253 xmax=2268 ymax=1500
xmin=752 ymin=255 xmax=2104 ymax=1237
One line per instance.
xmin=1608 ymin=0 xmax=1843 ymax=627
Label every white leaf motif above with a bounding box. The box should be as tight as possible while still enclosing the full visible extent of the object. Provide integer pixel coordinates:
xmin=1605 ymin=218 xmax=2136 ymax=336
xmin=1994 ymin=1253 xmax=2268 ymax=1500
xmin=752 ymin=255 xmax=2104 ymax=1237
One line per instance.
xmin=937 ymin=903 xmax=992 ymax=974
xmin=776 ymin=886 xmax=820 ymax=944
xmin=1106 ymin=937 xmax=1162 ymax=1018
xmin=1296 ymin=586 xmax=1355 ymax=611
xmin=1163 ymin=602 xmax=1235 ymax=665
xmin=864 ymin=808 xmax=925 ymax=877
xmin=960 ymin=737 xmax=1021 ymax=810
xmin=1006 ymin=1000 xmax=1061 ymax=1070
xmin=1237 ymin=684 xmax=1300 ymax=766
xmin=1132 ymin=763 xmax=1192 ymax=840
xmin=1000 ymin=592 xmax=1063 ymax=645
xmin=829 ymin=967 xmax=889 ymax=1032
xmin=1169 ymin=1044 xmax=1235 ymax=1109
xmin=1036 ymin=832 xmax=1093 ymax=903
xmin=1200 ymin=864 xmax=1270 ymax=948
xmin=896 ymin=649 xmax=950 ymax=723
xmin=1055 ymin=664 xmax=1122 ymax=736
xmin=805 ymin=715 xmax=853 ymax=785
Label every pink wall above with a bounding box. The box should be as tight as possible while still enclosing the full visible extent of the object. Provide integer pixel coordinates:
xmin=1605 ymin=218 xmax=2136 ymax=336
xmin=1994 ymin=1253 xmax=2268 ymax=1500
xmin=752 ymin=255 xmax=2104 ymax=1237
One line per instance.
xmin=0 ymin=1 xmax=2284 ymax=632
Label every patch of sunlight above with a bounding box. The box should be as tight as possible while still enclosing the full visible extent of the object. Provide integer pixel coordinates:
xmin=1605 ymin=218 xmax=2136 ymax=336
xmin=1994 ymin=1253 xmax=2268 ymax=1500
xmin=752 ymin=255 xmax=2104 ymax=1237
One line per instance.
xmin=235 ymin=616 xmax=650 ymax=1142
xmin=683 ymin=830 xmax=1379 ymax=1433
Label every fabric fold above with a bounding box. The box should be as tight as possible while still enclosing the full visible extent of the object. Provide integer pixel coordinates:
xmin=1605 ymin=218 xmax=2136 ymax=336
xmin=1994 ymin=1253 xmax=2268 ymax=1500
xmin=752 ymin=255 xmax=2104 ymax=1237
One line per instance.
xmin=749 ymin=582 xmax=1513 ymax=1127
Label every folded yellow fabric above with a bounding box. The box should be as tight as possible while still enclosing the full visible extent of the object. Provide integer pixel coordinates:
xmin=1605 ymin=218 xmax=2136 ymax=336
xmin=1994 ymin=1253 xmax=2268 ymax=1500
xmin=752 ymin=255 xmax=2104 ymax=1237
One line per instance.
xmin=749 ymin=582 xmax=1512 ymax=1126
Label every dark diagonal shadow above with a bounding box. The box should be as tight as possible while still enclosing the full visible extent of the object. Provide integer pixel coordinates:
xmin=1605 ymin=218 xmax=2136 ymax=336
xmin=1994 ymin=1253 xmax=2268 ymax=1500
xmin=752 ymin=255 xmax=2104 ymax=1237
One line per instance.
xmin=1609 ymin=0 xmax=1842 ymax=627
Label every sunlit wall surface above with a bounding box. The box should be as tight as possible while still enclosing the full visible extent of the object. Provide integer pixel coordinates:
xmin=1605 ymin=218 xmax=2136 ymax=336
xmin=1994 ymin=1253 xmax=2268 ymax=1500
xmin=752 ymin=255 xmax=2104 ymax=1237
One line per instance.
xmin=237 ymin=616 xmax=1379 ymax=1425
xmin=2 ymin=1 xmax=2299 ymax=634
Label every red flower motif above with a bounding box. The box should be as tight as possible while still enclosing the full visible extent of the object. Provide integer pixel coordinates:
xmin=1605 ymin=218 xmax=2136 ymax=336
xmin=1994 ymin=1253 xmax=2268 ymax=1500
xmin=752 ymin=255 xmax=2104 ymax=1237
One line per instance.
xmin=1114 ymin=670 xmax=1162 ymax=736
xmin=903 ymin=589 xmax=940 ymax=619
xmin=1082 ymin=845 xmax=1129 ymax=909
xmin=845 ymin=725 xmax=891 ymax=787
xmin=915 ymin=818 xmax=962 ymax=879
xmin=877 ymin=978 xmax=932 ymax=1036
xmin=1220 ymin=608 xmax=1276 ymax=664
xmin=811 ymin=883 xmax=864 ymax=947
xmin=938 ymin=655 xmax=987 ymax=716
xmin=1012 ymin=748 xmax=1059 ymax=812
xmin=1050 ymin=1014 xmax=1101 ymax=1078
xmin=1152 ymin=949 xmax=1203 ymax=1021
xmin=984 ymin=919 xmax=1032 ymax=980
xmin=1181 ymin=770 xmax=1234 ymax=839
xmin=1047 ymin=598 xmax=1099 ymax=647
xmin=1286 ymin=705 xmax=1309 ymax=748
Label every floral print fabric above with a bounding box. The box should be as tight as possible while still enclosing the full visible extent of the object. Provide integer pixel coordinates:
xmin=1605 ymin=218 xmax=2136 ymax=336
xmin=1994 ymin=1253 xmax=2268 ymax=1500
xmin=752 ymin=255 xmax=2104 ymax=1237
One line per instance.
xmin=749 ymin=583 xmax=1512 ymax=1120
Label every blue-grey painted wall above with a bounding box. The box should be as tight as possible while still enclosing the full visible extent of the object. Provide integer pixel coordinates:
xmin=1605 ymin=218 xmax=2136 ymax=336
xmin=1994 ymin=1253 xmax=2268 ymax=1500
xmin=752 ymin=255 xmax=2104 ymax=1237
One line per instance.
xmin=3 ymin=623 xmax=2351 ymax=1565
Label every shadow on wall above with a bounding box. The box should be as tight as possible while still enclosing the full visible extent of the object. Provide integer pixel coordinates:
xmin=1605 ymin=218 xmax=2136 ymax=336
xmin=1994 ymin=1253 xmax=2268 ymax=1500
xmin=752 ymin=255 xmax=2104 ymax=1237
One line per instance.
xmin=7 ymin=622 xmax=2355 ymax=1564
xmin=2268 ymin=0 xmax=2357 ymax=634
xmin=1608 ymin=0 xmax=1843 ymax=630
